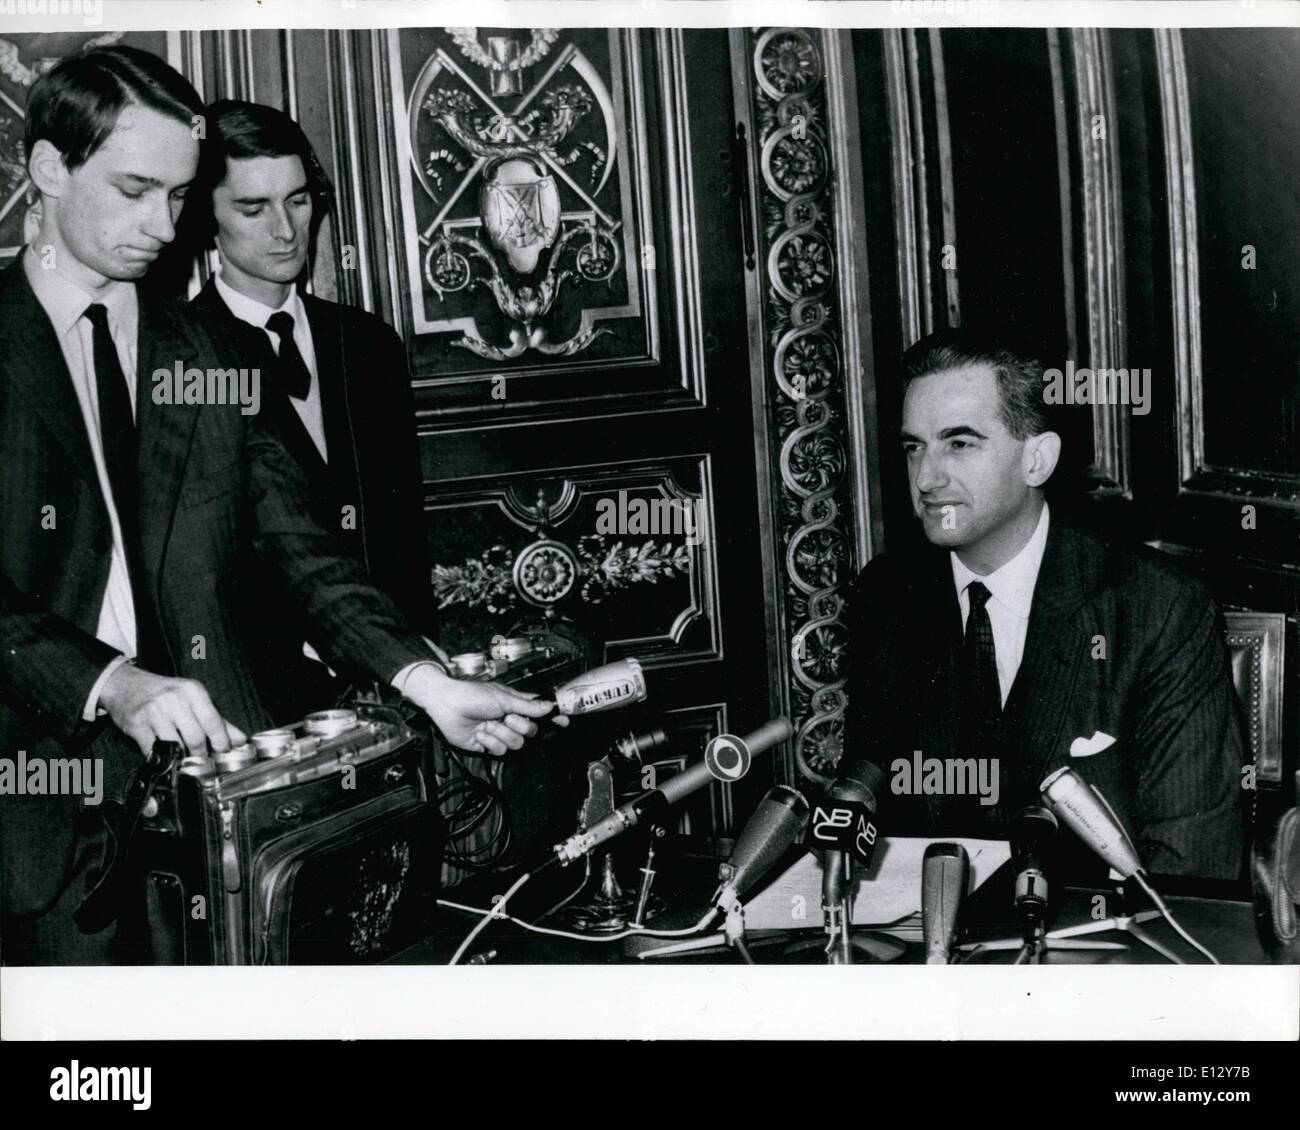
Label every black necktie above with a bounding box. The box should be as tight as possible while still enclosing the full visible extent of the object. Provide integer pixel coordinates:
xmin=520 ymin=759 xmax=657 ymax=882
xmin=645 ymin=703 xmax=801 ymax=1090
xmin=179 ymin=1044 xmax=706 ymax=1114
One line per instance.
xmin=961 ymin=581 xmax=1001 ymax=752
xmin=265 ymin=311 xmax=312 ymax=400
xmin=84 ymin=304 xmax=168 ymax=672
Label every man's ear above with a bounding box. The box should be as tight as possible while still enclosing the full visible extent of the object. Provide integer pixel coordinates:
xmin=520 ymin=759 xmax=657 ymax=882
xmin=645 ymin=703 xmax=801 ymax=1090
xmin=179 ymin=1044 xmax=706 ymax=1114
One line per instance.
xmin=1023 ymin=430 xmax=1062 ymax=488
xmin=27 ymin=140 xmax=69 ymax=199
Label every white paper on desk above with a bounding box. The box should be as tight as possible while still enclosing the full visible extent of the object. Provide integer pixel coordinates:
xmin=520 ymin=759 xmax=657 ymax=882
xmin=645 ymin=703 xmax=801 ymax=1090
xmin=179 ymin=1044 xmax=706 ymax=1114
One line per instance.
xmin=742 ymin=836 xmax=1011 ymax=929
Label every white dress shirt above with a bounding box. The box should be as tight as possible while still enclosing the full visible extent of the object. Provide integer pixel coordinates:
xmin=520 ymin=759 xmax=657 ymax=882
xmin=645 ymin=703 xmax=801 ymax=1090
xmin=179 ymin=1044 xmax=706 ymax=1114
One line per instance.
xmin=214 ymin=272 xmax=328 ymax=463
xmin=950 ymin=502 xmax=1051 ymax=707
xmin=24 ymin=248 xmax=140 ymax=718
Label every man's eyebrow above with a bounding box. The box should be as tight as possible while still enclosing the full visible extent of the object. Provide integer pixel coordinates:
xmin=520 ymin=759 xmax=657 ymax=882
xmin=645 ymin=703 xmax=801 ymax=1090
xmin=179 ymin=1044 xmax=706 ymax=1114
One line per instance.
xmin=898 ymin=425 xmax=990 ymax=443
xmin=229 ymin=182 xmax=311 ymax=205
xmin=117 ymin=173 xmax=194 ymax=190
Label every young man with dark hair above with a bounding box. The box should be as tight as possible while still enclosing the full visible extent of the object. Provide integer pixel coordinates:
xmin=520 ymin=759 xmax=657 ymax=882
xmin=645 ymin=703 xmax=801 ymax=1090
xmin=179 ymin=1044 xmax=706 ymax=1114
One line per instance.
xmin=0 ymin=47 xmax=551 ymax=965
xmin=188 ymin=98 xmax=432 ymax=723
xmin=844 ymin=329 xmax=1245 ymax=881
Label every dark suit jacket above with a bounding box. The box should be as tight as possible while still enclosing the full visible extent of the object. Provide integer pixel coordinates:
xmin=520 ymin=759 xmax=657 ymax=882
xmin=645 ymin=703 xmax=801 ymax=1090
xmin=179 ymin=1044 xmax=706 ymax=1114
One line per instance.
xmin=190 ymin=279 xmax=432 ymax=724
xmin=0 ymin=262 xmax=432 ymax=917
xmin=844 ymin=518 xmax=1246 ymax=881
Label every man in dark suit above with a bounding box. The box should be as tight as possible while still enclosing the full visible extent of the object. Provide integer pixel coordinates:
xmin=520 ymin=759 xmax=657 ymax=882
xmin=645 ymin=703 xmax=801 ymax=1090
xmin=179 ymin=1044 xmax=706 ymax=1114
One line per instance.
xmin=845 ymin=330 xmax=1245 ymax=881
xmin=187 ymin=99 xmax=432 ymax=724
xmin=0 ymin=47 xmax=551 ymax=964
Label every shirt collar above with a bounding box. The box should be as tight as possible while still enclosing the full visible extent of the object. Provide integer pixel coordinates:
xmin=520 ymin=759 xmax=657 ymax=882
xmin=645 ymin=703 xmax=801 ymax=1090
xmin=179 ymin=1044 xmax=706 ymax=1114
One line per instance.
xmin=23 ymin=245 xmax=138 ymax=340
xmin=214 ymin=270 xmax=305 ymax=331
xmin=950 ymin=502 xmax=1051 ymax=619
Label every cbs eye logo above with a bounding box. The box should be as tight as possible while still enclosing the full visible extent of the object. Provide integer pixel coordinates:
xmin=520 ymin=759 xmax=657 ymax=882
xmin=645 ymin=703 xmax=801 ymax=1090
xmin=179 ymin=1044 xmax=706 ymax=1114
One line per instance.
xmin=704 ymin=734 xmax=752 ymax=783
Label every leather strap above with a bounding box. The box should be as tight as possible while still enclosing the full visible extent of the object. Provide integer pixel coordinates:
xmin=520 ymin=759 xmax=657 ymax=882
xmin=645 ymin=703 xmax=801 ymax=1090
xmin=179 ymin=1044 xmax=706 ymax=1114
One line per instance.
xmin=74 ymin=739 xmax=181 ymax=934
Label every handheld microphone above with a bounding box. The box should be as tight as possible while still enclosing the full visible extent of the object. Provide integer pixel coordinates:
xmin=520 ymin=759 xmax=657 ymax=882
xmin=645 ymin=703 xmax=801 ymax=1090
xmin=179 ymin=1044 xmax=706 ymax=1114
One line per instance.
xmin=921 ymin=843 xmax=969 ymax=965
xmin=554 ymin=718 xmax=793 ymax=863
xmin=1011 ymin=805 xmax=1058 ymax=934
xmin=714 ymin=786 xmax=810 ymax=910
xmin=553 ymin=659 xmax=647 ymax=716
xmin=1040 ymin=766 xmax=1144 ymax=879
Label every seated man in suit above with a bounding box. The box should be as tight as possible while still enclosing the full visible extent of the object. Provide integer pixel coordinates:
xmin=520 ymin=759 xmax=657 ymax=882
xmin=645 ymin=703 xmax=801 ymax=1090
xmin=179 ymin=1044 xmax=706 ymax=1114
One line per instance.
xmin=844 ymin=330 xmax=1245 ymax=881
xmin=187 ymin=99 xmax=433 ymax=723
xmin=0 ymin=46 xmax=552 ymax=964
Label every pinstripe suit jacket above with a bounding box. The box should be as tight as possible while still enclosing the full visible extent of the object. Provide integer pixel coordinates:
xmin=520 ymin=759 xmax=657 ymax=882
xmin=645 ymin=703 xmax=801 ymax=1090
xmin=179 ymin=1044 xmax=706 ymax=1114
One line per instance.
xmin=0 ymin=261 xmax=431 ymax=917
xmin=844 ymin=519 xmax=1247 ymax=881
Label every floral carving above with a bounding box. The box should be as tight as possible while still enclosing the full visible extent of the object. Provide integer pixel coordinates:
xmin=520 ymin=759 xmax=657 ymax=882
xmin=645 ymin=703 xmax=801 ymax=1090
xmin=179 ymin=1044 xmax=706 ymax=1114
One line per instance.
xmin=751 ymin=28 xmax=855 ymax=785
xmin=759 ymin=32 xmax=818 ymax=94
xmin=769 ymin=135 xmax=823 ymax=195
xmin=776 ymin=234 xmax=831 ymax=296
xmin=431 ymin=535 xmax=691 ymax=615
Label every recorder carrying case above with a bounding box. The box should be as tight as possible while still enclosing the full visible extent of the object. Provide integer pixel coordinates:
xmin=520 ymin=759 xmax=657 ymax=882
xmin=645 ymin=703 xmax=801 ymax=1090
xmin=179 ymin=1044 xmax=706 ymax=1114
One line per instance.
xmin=132 ymin=703 xmax=443 ymax=964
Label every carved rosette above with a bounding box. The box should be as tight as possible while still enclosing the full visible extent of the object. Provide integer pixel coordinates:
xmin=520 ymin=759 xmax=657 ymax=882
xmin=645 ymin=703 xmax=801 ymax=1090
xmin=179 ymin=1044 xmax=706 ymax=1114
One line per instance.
xmin=749 ymin=29 xmax=854 ymax=785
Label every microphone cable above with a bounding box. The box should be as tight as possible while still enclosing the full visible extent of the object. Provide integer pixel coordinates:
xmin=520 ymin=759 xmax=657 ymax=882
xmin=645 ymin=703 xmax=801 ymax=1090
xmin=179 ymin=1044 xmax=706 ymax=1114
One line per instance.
xmin=1133 ymin=872 xmax=1221 ymax=965
xmin=437 ymin=747 xmax=512 ymax=872
xmin=439 ymin=894 xmax=716 ymax=948
xmin=448 ymin=864 xmax=546 ymax=965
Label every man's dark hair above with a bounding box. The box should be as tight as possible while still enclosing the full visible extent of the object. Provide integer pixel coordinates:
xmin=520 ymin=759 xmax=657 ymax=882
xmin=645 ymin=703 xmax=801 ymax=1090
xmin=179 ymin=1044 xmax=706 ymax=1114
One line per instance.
xmin=24 ymin=45 xmax=204 ymax=173
xmin=193 ymin=99 xmax=332 ymax=243
xmin=901 ymin=329 xmax=1053 ymax=440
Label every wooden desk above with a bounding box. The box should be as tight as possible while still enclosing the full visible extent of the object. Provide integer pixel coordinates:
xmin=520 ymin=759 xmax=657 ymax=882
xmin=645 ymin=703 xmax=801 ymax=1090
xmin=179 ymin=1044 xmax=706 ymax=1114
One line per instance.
xmin=391 ymin=852 xmax=1300 ymax=965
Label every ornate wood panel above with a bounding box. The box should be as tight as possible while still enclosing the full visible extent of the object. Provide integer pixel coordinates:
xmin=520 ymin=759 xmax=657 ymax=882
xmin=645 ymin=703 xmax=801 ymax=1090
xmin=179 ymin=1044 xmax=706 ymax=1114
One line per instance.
xmin=375 ymin=27 xmax=707 ymax=424
xmin=367 ymin=28 xmax=777 ymax=841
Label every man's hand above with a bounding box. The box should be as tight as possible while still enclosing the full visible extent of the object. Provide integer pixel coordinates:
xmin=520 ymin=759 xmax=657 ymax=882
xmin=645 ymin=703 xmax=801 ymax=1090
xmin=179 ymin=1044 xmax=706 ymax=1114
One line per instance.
xmin=400 ymin=664 xmax=559 ymax=756
xmin=99 ymin=664 xmax=247 ymax=757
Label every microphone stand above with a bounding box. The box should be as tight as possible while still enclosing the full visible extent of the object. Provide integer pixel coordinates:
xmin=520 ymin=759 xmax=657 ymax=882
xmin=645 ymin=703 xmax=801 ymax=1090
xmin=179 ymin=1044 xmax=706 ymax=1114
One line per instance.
xmin=783 ymin=853 xmax=906 ymax=964
xmin=959 ymin=880 xmax=1167 ymax=962
xmin=631 ymin=892 xmax=790 ymax=961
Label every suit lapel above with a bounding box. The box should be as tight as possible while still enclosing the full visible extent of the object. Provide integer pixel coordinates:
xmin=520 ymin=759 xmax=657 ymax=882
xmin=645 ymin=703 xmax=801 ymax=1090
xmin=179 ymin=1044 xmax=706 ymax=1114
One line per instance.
xmin=909 ymin=543 xmax=963 ymax=824
xmin=303 ymin=295 xmax=359 ymax=492
xmin=134 ymin=294 xmax=202 ymax=572
xmin=0 ymin=262 xmax=103 ymax=499
xmin=1002 ymin=521 xmax=1093 ymax=799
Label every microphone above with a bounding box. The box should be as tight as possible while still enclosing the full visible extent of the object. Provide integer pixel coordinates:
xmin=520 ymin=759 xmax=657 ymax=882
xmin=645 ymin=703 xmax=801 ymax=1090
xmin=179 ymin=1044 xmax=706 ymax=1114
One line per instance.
xmin=812 ymin=759 xmax=887 ymax=907
xmin=1042 ymin=766 xmax=1222 ymax=965
xmin=1039 ymin=766 xmax=1144 ymax=879
xmin=921 ymin=843 xmax=969 ymax=965
xmin=1011 ymin=805 xmax=1058 ymax=935
xmin=714 ymin=786 xmax=810 ymax=910
xmin=554 ymin=718 xmax=793 ymax=863
xmin=553 ymin=659 xmax=647 ymax=716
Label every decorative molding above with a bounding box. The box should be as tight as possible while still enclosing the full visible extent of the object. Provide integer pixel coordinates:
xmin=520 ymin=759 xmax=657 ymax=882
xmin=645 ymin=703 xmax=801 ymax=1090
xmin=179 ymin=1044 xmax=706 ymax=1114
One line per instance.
xmin=883 ymin=29 xmax=927 ymax=345
xmin=1156 ymin=28 xmax=1300 ymax=511
xmin=385 ymin=29 xmax=656 ymax=367
xmin=882 ymin=28 xmax=958 ymax=347
xmin=738 ymin=27 xmax=858 ymax=786
xmin=823 ymin=31 xmax=883 ymax=564
xmin=325 ymin=30 xmax=375 ymax=311
xmin=927 ymin=28 xmax=960 ymax=330
xmin=423 ymin=459 xmax=720 ymax=667
xmin=1071 ymin=28 xmax=1131 ymax=498
xmin=1223 ymin=609 xmax=1286 ymax=786
xmin=1046 ymin=29 xmax=1079 ymax=367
